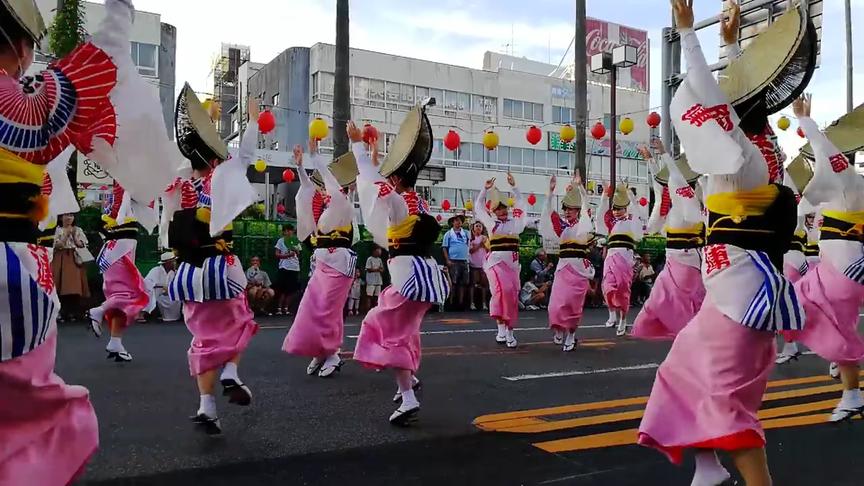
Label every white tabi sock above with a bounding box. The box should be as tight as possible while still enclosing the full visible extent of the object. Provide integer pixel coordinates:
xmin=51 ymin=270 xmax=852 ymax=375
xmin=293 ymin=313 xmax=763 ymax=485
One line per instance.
xmin=691 ymin=450 xmax=730 ymax=486
xmin=198 ymin=394 xmax=217 ymax=417
xmin=496 ymin=323 xmax=506 ymax=336
xmin=107 ymin=337 xmax=124 ymax=353
xmin=564 ymin=331 xmax=577 ymax=347
xmin=840 ymin=388 xmax=864 ymax=407
xmin=399 ymin=388 xmax=420 ymax=410
xmin=220 ymin=362 xmax=240 ymax=382
xmin=608 ymin=309 xmax=616 ymax=322
xmin=411 ymin=375 xmax=420 ymax=387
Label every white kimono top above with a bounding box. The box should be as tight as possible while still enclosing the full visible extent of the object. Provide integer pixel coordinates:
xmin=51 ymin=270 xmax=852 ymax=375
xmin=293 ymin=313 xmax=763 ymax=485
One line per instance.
xmin=673 ymin=27 xmax=803 ymax=332
xmin=474 ymin=186 xmax=528 ymax=272
xmin=538 ymin=185 xmax=595 ymax=279
xmin=354 ymin=142 xmax=449 ymax=304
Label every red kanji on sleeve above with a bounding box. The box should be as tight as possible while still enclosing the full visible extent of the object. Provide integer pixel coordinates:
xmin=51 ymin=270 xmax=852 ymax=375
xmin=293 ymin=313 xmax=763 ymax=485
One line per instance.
xmin=604 ymin=209 xmax=615 ymax=233
xmin=829 ymin=153 xmax=849 ymax=173
xmin=41 ymin=172 xmax=53 ymax=196
xmin=704 ymin=244 xmax=731 ymax=275
xmin=180 ymin=180 xmax=198 ymax=209
xmin=550 ymin=212 xmax=564 ymax=237
xmin=28 ymin=245 xmax=54 ymax=294
xmin=681 ymin=103 xmax=734 ymax=131
xmin=675 ymin=186 xmax=696 ymax=199
xmin=375 ymin=181 xmax=393 ymax=198
xmin=312 ymin=191 xmax=327 ymax=224
xmin=660 ymin=186 xmax=672 ymax=217
xmin=512 ymin=208 xmax=524 ymax=219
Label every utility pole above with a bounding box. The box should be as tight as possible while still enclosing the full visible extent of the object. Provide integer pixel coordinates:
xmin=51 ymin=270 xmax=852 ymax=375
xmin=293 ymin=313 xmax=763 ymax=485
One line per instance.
xmin=574 ymin=0 xmax=587 ymax=180
xmin=845 ymin=0 xmax=853 ymax=113
xmin=333 ymin=0 xmax=350 ymax=157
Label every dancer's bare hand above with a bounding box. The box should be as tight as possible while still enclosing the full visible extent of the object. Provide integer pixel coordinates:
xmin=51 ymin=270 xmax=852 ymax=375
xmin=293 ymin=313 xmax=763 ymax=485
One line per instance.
xmin=549 ymin=175 xmax=557 ymax=193
xmin=720 ymin=1 xmax=740 ymax=44
xmin=793 ymin=94 xmax=812 ymax=119
xmin=485 ymin=178 xmax=496 ymax=190
xmin=346 ymin=121 xmax=363 ymax=143
xmin=293 ymin=144 xmax=303 ymax=166
xmin=673 ymin=0 xmax=694 ymax=30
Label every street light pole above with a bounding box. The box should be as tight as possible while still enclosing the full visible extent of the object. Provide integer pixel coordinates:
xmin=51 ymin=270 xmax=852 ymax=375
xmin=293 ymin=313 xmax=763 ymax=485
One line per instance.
xmin=845 ymin=0 xmax=853 ymax=113
xmin=609 ymin=68 xmax=617 ymax=207
xmin=574 ymin=0 xmax=588 ymax=179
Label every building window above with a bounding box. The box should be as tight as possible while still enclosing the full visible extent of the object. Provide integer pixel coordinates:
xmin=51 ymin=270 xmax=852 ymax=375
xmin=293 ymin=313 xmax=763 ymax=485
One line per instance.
xmin=504 ymin=98 xmax=543 ymax=122
xmin=272 ymin=93 xmax=279 ymax=106
xmin=130 ymin=41 xmax=158 ymax=77
xmin=271 ymin=141 xmax=279 ymax=150
xmin=553 ymin=106 xmax=575 ymax=124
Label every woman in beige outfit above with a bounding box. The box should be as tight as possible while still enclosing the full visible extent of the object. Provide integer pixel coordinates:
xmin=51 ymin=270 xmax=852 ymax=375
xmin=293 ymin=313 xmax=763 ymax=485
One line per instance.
xmin=52 ymin=213 xmax=91 ymax=321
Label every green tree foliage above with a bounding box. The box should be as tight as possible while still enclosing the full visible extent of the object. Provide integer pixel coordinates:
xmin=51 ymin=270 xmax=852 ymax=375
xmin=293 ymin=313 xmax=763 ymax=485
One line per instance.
xmin=48 ymin=0 xmax=87 ymax=58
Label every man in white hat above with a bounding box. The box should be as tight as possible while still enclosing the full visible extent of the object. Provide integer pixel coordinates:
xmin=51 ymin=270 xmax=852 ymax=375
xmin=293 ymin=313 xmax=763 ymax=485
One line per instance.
xmin=144 ymin=252 xmax=182 ymax=322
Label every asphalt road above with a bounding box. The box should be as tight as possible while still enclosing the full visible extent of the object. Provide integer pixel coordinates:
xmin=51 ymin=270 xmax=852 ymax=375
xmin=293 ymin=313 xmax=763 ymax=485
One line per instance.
xmin=53 ymin=308 xmax=864 ymax=486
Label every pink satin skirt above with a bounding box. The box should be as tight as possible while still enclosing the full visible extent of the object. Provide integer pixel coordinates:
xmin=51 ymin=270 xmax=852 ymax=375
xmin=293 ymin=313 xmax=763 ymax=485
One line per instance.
xmin=352 ymin=287 xmax=431 ymax=372
xmin=283 ymin=262 xmax=353 ymax=358
xmin=632 ymin=259 xmax=705 ymax=341
xmin=184 ymin=294 xmax=259 ymax=376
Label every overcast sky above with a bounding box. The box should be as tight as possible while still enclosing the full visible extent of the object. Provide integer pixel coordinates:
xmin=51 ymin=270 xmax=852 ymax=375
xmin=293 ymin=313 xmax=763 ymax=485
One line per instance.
xmin=122 ymin=0 xmax=862 ymax=156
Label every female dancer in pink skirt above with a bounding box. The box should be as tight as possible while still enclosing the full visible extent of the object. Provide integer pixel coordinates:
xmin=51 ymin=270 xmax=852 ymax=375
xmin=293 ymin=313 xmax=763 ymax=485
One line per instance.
xmin=0 ymin=0 xmax=180 ymax=481
xmin=639 ymin=2 xmax=808 ymax=485
xmin=475 ymin=173 xmax=528 ymax=348
xmin=350 ymin=103 xmax=449 ymax=426
xmin=595 ymin=182 xmax=643 ymax=336
xmin=788 ymin=96 xmax=864 ymax=422
xmin=775 ymin=158 xmax=815 ymax=365
xmin=164 ymin=89 xmax=262 ymax=435
xmin=632 ymin=144 xmax=704 ymax=341
xmin=283 ymin=142 xmax=357 ymax=378
xmin=88 ymin=185 xmax=151 ymax=362
xmin=539 ymin=173 xmax=594 ymax=351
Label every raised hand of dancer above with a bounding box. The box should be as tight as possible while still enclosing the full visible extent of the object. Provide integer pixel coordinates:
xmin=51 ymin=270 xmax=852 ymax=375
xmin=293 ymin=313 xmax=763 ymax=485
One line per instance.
xmin=637 ymin=145 xmax=652 ymax=161
xmin=485 ymin=177 xmax=496 ymax=190
xmin=793 ymin=93 xmax=812 ymax=119
xmin=308 ymin=138 xmax=319 ymax=156
xmin=720 ymin=1 xmax=740 ymax=44
xmin=507 ymin=171 xmax=516 ymax=187
xmin=651 ymin=138 xmax=665 ymax=154
xmin=673 ymin=0 xmax=694 ymax=31
xmin=346 ymin=121 xmax=363 ymax=143
xmin=573 ymin=170 xmax=583 ymax=187
xmin=549 ymin=175 xmax=557 ymax=193
xmin=293 ymin=144 xmax=304 ymax=167
xmin=370 ymin=136 xmax=380 ymax=167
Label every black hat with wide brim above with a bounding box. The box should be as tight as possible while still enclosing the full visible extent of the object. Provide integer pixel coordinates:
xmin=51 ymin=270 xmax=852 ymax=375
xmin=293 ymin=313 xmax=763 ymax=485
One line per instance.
xmin=175 ymin=83 xmax=229 ymax=170
xmin=379 ymin=104 xmax=433 ymax=179
xmin=653 ymin=153 xmax=701 ymax=187
xmin=447 ymin=214 xmax=466 ymax=225
xmin=718 ymin=4 xmax=818 ymax=116
xmin=311 ymin=151 xmax=359 ymax=189
xmin=799 ymin=103 xmax=864 ymax=160
xmin=1 ymin=0 xmax=45 ymax=46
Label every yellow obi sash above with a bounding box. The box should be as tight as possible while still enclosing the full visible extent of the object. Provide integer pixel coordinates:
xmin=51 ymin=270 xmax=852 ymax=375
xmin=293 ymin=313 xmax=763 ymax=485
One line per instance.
xmin=607 ymin=233 xmax=636 ymax=250
xmin=665 ymin=222 xmax=705 ymax=250
xmin=789 ymin=230 xmax=807 ymax=254
xmin=0 ymin=148 xmax=48 ymax=243
xmin=559 ymin=240 xmax=589 ymax=259
xmin=490 ymin=234 xmax=519 ymax=252
xmin=387 ymin=214 xmax=439 ymax=257
xmin=819 ymin=210 xmax=864 ymax=244
xmin=314 ymin=224 xmax=353 ymax=249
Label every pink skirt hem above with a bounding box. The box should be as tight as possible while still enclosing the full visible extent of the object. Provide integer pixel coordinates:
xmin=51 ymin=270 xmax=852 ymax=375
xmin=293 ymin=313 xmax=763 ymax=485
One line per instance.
xmin=352 ymin=287 xmax=431 ymax=372
xmin=102 ymin=255 xmax=150 ymax=329
xmin=602 ymin=252 xmax=633 ymax=314
xmin=184 ymin=294 xmax=259 ymax=376
xmin=638 ymin=301 xmax=775 ymax=463
xmin=789 ymin=261 xmax=864 ymax=366
xmin=548 ymin=265 xmax=589 ymax=331
xmin=0 ymin=333 xmax=99 ymax=485
xmin=283 ymin=262 xmax=353 ymax=357
xmin=485 ymin=262 xmax=520 ymax=328
xmin=632 ymin=259 xmax=705 ymax=341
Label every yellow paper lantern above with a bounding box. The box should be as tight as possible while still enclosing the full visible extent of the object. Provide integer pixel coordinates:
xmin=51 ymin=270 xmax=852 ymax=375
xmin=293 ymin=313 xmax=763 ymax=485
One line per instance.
xmin=309 ymin=117 xmax=329 ymax=140
xmin=256 ymin=203 xmax=266 ymax=213
xmin=482 ymin=130 xmax=499 ymax=150
xmin=777 ymin=116 xmax=791 ymax=131
xmin=587 ymin=181 xmax=595 ymax=192
xmin=76 ymin=191 xmax=86 ymax=200
xmin=560 ymin=124 xmax=576 ymax=143
xmin=506 ymin=197 xmax=515 ymax=207
xmin=619 ymin=117 xmax=634 ymax=135
xmin=464 ymin=199 xmax=474 ymax=211
xmin=254 ymin=159 xmax=267 ymax=172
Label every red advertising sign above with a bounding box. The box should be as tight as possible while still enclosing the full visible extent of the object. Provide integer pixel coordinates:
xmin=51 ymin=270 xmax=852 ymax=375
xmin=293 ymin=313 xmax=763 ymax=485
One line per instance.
xmin=586 ymin=18 xmax=649 ymax=92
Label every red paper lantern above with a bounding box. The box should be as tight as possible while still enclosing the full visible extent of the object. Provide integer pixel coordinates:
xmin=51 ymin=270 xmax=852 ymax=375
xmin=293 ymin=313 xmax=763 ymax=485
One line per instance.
xmin=797 ymin=127 xmax=805 ymax=138
xmin=258 ymin=110 xmax=276 ymax=134
xmin=527 ymin=194 xmax=537 ymax=206
xmin=444 ymin=130 xmax=461 ymax=151
xmin=639 ymin=197 xmax=648 ymax=207
xmin=526 ymin=126 xmax=542 ymax=145
xmin=436 ymin=214 xmax=442 ymax=222
xmin=362 ymin=123 xmax=379 ymax=144
xmin=276 ymin=203 xmax=286 ymax=214
xmin=647 ymin=112 xmax=661 ymax=128
xmin=441 ymin=199 xmax=451 ymax=211
xmin=591 ymin=122 xmax=606 ymax=140
xmin=282 ymin=169 xmax=295 ymax=183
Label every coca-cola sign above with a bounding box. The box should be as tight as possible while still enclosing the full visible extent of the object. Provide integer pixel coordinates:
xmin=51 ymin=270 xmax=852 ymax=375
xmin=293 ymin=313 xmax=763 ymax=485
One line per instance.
xmin=586 ymin=18 xmax=650 ymax=92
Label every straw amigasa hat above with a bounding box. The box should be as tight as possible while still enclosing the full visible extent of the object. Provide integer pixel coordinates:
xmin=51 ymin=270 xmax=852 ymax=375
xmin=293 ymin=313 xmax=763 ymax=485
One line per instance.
xmin=561 ymin=184 xmax=583 ymax=209
xmin=175 ymin=83 xmax=229 ymax=171
xmin=310 ymin=151 xmax=359 ymax=190
xmin=786 ymin=154 xmax=814 ymax=195
xmin=612 ymin=183 xmax=631 ymax=210
xmin=487 ymin=186 xmax=507 ymax=210
xmin=798 ymin=103 xmax=864 ymax=161
xmin=1 ymin=0 xmax=45 ymax=46
xmin=718 ymin=3 xmax=818 ymax=117
xmin=653 ymin=153 xmax=701 ymax=187
xmin=379 ymin=101 xmax=434 ymax=184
